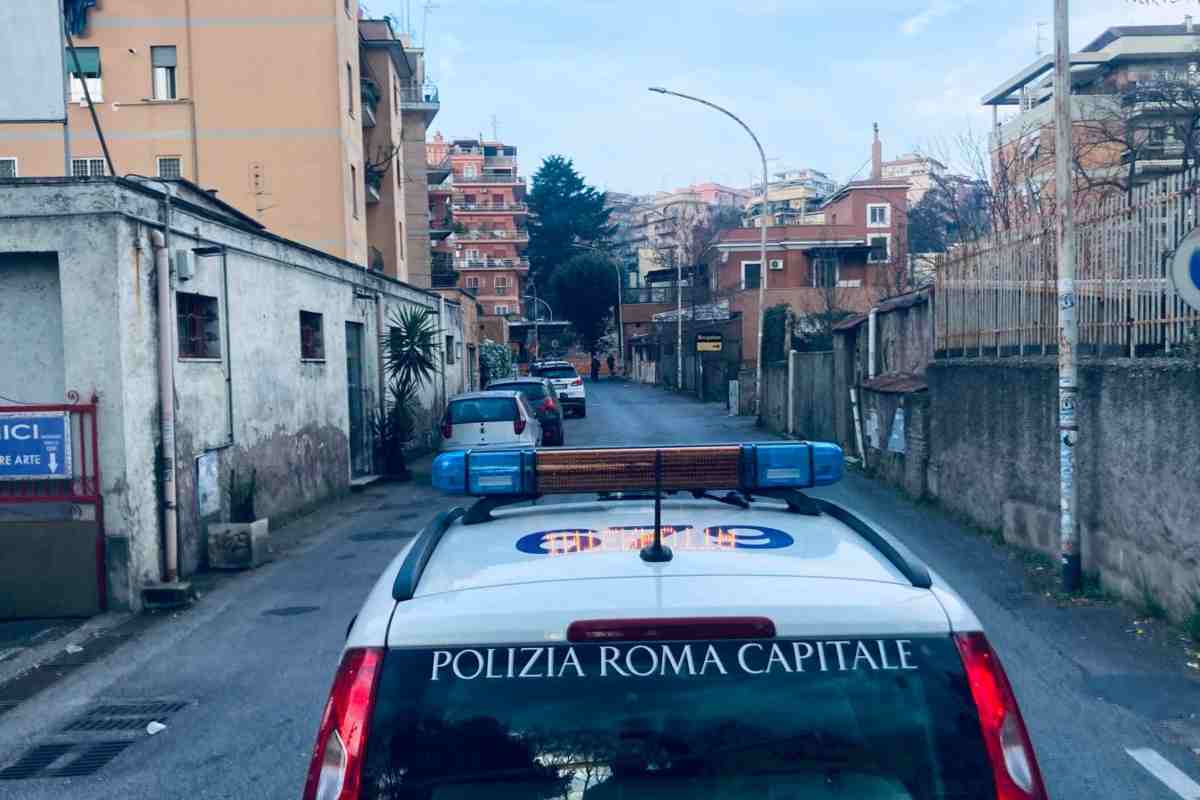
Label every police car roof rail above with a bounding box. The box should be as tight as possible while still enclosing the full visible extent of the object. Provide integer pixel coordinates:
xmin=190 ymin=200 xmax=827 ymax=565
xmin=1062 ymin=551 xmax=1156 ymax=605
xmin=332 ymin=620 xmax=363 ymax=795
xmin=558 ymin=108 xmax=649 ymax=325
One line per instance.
xmin=393 ymin=507 xmax=466 ymax=601
xmin=812 ymin=498 xmax=932 ymax=589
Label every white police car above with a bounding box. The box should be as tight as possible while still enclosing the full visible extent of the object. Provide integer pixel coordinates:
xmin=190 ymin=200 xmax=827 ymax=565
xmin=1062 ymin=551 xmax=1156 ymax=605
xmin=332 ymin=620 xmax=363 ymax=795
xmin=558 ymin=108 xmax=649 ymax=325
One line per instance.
xmin=304 ymin=443 xmax=1048 ymax=800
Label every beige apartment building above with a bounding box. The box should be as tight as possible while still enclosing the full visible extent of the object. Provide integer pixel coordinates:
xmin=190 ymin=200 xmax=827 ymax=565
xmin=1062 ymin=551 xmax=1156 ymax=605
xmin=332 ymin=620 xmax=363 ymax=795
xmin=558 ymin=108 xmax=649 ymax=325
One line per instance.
xmin=0 ymin=1 xmax=437 ymax=284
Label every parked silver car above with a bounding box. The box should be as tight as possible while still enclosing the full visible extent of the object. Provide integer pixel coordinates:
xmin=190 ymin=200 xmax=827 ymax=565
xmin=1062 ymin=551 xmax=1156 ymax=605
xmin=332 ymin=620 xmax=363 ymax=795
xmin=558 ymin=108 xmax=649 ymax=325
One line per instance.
xmin=439 ymin=390 xmax=543 ymax=450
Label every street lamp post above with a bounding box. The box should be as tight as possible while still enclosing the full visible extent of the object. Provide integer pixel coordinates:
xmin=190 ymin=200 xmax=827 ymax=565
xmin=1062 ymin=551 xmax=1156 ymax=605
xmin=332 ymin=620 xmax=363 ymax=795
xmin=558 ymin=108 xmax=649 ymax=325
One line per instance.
xmin=649 ymin=87 xmax=769 ymax=416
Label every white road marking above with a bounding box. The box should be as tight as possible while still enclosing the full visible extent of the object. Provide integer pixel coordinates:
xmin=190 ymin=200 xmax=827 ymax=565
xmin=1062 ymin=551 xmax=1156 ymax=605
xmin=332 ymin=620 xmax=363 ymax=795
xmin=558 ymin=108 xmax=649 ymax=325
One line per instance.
xmin=1126 ymin=747 xmax=1200 ymax=799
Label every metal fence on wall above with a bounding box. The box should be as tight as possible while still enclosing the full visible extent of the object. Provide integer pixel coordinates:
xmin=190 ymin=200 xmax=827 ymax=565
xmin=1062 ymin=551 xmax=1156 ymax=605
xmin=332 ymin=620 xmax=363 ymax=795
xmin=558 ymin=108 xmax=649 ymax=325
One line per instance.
xmin=936 ymin=169 xmax=1200 ymax=357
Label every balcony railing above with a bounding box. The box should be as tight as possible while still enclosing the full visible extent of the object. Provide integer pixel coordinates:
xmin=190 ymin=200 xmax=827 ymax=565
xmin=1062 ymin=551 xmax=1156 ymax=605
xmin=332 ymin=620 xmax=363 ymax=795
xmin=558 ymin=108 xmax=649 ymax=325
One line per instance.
xmin=398 ymin=83 xmax=439 ymax=109
xmin=484 ymin=155 xmax=516 ymax=168
xmin=457 ymin=229 xmax=529 ymax=242
xmin=454 ymin=257 xmax=530 ymax=271
xmin=451 ymin=201 xmax=528 ymax=212
xmin=454 ymin=172 xmax=524 ymax=185
xmin=622 ymin=287 xmax=676 ymax=304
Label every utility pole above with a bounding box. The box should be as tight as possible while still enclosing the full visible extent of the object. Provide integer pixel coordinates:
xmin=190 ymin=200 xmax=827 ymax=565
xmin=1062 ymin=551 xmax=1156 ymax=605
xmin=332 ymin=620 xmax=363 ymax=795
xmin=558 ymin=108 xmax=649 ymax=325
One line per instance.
xmin=1053 ymin=0 xmax=1080 ymax=592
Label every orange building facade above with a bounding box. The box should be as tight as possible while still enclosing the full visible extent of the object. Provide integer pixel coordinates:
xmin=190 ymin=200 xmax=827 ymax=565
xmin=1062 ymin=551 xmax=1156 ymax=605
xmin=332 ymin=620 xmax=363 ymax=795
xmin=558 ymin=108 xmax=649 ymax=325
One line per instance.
xmin=427 ymin=134 xmax=528 ymax=317
xmin=0 ymin=1 xmax=438 ymax=284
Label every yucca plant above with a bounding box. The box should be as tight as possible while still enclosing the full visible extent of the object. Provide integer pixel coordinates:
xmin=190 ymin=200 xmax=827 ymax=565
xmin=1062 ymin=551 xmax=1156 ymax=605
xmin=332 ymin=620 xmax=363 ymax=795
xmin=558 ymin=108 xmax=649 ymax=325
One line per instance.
xmin=377 ymin=307 xmax=441 ymax=479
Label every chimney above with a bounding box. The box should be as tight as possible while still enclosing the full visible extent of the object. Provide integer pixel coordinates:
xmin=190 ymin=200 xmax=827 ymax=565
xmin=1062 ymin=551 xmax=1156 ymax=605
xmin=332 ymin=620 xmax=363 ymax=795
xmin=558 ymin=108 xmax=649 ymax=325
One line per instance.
xmin=871 ymin=122 xmax=882 ymax=181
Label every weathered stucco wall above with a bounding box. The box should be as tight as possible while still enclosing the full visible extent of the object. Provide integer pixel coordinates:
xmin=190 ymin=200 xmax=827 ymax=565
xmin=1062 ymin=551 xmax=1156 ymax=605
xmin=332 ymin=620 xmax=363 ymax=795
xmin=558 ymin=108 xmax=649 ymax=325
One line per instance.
xmin=0 ymin=179 xmax=446 ymax=609
xmin=927 ymin=358 xmax=1200 ymax=619
xmin=0 ymin=253 xmax=66 ymax=403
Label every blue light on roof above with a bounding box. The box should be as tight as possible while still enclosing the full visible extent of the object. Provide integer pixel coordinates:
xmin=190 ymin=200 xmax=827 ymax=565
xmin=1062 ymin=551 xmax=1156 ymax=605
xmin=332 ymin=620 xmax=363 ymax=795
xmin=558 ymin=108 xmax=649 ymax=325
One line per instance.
xmin=432 ymin=448 xmax=536 ymax=496
xmin=742 ymin=442 xmax=844 ymax=490
xmin=810 ymin=442 xmax=844 ymax=486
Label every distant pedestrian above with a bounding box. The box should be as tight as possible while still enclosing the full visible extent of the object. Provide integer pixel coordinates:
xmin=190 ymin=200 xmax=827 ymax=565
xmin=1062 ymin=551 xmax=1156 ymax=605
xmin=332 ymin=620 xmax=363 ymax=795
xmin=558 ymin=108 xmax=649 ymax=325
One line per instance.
xmin=606 ymin=353 xmax=616 ymax=378
xmin=479 ymin=358 xmax=490 ymax=390
xmin=590 ymin=354 xmax=600 ymax=382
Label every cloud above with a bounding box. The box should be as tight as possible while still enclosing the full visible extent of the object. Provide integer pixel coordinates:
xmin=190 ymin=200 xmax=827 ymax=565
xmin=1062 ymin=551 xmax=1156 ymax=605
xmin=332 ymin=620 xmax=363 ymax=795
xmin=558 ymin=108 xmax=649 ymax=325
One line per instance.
xmin=900 ymin=0 xmax=962 ymax=35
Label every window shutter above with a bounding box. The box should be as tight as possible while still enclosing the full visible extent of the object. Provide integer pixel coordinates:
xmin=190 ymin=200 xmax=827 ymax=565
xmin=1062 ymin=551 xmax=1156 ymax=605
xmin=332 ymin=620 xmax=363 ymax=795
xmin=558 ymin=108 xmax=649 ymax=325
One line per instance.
xmin=65 ymin=47 xmax=101 ymax=77
xmin=151 ymin=46 xmax=177 ymax=68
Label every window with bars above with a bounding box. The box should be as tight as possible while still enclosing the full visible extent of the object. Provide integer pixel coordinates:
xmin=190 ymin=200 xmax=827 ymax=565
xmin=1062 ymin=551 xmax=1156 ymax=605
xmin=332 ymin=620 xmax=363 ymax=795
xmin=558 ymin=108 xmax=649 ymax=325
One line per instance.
xmin=300 ymin=310 xmax=325 ymax=360
xmin=494 ymin=304 xmax=510 ymax=315
xmin=0 ymin=158 xmax=16 ymax=179
xmin=494 ymin=276 xmax=510 ymax=293
xmin=176 ymin=292 xmax=221 ymax=359
xmin=465 ymin=276 xmax=481 ymax=288
xmin=867 ymin=203 xmax=890 ymax=227
xmin=72 ymin=158 xmax=106 ymax=177
xmin=157 ymin=156 xmax=182 ymax=180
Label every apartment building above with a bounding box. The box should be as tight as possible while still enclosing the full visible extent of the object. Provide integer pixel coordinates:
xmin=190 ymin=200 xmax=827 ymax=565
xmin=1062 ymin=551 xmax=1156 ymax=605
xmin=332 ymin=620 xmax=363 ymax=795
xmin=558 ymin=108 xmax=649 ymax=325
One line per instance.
xmin=426 ymin=134 xmax=528 ymax=317
xmin=0 ymin=2 xmax=437 ymax=284
xmin=881 ymin=153 xmax=946 ymax=206
xmin=710 ymin=135 xmax=909 ymax=368
xmin=983 ymin=19 xmax=1200 ymax=196
xmin=744 ymin=167 xmax=837 ymax=226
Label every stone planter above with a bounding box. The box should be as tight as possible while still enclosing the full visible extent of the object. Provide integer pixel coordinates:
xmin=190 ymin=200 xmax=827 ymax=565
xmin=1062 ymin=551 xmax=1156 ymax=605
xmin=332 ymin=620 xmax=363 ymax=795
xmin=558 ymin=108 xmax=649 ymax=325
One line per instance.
xmin=207 ymin=519 xmax=271 ymax=570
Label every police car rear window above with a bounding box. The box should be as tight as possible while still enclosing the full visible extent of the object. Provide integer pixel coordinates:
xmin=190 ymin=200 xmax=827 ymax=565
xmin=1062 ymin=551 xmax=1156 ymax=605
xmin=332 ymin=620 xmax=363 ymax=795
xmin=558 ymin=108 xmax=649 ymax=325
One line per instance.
xmin=361 ymin=636 xmax=993 ymax=799
xmin=534 ymin=367 xmax=577 ymax=379
xmin=449 ymin=398 xmax=518 ymax=424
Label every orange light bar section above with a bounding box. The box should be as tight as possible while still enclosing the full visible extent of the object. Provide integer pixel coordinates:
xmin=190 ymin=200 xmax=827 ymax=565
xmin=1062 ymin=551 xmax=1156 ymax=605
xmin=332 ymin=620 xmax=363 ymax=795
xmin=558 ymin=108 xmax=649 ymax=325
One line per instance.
xmin=535 ymin=446 xmax=742 ymax=493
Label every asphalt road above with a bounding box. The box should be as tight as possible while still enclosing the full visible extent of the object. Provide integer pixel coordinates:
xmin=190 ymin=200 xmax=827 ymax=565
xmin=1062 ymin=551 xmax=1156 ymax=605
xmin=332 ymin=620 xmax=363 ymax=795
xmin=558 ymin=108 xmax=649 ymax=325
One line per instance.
xmin=0 ymin=379 xmax=1198 ymax=799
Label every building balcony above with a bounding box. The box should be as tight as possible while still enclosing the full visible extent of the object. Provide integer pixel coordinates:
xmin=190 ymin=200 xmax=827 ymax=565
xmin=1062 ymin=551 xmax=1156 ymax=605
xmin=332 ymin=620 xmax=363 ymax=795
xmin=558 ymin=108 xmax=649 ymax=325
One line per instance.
xmin=428 ymin=216 xmax=453 ymax=241
xmin=398 ymin=83 xmax=439 ymax=120
xmin=428 ymin=179 xmax=453 ymax=194
xmin=365 ymin=168 xmax=383 ymax=204
xmin=454 ymin=257 xmax=530 ymax=271
xmin=456 ymin=229 xmax=529 ymax=243
xmin=622 ymin=286 xmax=676 ymax=304
xmin=369 ymin=246 xmax=385 ymax=272
xmin=454 ymin=172 xmax=525 ymax=186
xmin=484 ymin=155 xmax=517 ymax=169
xmin=427 ymin=155 xmax=451 ymax=184
xmin=451 ymin=201 xmax=528 ymax=213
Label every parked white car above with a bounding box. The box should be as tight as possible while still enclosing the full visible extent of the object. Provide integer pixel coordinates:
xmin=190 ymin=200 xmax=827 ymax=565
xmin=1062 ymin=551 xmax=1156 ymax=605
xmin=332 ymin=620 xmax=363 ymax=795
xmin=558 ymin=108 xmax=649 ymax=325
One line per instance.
xmin=439 ymin=390 xmax=542 ymax=450
xmin=529 ymin=360 xmax=586 ymax=417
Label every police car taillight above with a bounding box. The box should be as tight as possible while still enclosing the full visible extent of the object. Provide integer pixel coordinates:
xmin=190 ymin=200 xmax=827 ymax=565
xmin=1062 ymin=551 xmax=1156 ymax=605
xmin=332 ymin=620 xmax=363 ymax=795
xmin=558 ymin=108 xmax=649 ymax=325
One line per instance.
xmin=567 ymin=616 xmax=776 ymax=642
xmin=431 ymin=442 xmax=843 ymax=497
xmin=303 ymin=647 xmax=382 ymax=800
xmin=954 ymin=632 xmax=1047 ymax=800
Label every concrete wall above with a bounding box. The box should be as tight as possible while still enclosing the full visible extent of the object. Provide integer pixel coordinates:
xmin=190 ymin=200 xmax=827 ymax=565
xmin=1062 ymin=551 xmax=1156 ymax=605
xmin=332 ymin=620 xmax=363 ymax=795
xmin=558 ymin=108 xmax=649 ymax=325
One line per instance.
xmin=927 ymin=358 xmax=1200 ymax=619
xmin=861 ymin=389 xmax=930 ymax=499
xmin=0 ymin=253 xmax=66 ymax=402
xmin=0 ymin=179 xmax=442 ymax=609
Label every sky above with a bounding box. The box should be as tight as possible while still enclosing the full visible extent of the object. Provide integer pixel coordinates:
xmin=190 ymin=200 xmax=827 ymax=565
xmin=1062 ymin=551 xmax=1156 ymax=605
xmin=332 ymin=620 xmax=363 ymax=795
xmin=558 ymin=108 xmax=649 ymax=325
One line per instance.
xmin=367 ymin=0 xmax=1199 ymax=195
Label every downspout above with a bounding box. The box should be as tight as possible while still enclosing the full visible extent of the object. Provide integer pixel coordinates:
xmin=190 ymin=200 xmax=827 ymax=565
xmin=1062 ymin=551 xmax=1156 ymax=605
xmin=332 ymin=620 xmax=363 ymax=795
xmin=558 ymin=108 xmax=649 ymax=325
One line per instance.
xmin=184 ymin=0 xmax=200 ymax=182
xmin=376 ymin=292 xmax=386 ymax=414
xmin=151 ymin=222 xmax=179 ymax=583
xmin=868 ymin=306 xmax=878 ymax=380
xmin=438 ymin=295 xmax=447 ymax=416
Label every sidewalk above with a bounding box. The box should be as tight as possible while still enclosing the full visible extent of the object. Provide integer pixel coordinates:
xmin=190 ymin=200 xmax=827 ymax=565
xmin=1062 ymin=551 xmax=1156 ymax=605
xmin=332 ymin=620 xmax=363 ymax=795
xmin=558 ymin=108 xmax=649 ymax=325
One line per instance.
xmin=0 ymin=452 xmax=440 ymax=716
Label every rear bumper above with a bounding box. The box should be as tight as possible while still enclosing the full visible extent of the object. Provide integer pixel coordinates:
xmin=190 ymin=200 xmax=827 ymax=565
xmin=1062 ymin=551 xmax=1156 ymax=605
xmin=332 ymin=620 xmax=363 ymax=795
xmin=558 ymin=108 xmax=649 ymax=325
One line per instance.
xmin=561 ymin=398 xmax=585 ymax=409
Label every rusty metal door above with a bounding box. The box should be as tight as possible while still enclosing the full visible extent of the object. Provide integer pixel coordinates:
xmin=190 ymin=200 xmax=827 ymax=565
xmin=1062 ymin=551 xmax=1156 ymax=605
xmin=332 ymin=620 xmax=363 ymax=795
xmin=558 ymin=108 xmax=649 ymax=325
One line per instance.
xmin=345 ymin=322 xmax=372 ymax=478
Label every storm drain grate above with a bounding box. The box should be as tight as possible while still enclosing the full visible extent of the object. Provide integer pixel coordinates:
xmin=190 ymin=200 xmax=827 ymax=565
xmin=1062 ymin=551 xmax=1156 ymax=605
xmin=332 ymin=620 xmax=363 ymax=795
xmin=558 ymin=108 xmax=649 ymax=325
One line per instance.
xmin=62 ymin=716 xmax=156 ymax=732
xmin=349 ymin=529 xmax=416 ymax=542
xmin=91 ymin=701 xmax=189 ymax=717
xmin=0 ymin=743 xmax=76 ymax=780
xmin=51 ymin=741 xmax=135 ymax=778
xmin=0 ymin=740 xmax=133 ymax=780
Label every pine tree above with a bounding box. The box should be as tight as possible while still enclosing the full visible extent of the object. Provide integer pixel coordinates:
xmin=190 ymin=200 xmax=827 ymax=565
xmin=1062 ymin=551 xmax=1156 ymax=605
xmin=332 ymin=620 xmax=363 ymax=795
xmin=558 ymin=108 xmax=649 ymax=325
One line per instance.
xmin=527 ymin=155 xmax=615 ymax=301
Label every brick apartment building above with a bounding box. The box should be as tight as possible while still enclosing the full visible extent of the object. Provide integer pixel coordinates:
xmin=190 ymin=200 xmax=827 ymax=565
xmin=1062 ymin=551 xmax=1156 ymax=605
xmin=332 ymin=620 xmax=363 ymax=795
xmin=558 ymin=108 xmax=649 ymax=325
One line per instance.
xmin=0 ymin=2 xmax=439 ymax=285
xmin=712 ymin=129 xmax=909 ymax=367
xmin=426 ymin=134 xmax=528 ymax=317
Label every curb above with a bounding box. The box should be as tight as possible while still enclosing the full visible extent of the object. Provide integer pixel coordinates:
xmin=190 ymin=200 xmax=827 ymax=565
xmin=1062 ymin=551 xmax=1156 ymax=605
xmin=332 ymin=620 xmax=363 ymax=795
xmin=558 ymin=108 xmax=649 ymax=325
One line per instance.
xmin=0 ymin=611 xmax=134 ymax=690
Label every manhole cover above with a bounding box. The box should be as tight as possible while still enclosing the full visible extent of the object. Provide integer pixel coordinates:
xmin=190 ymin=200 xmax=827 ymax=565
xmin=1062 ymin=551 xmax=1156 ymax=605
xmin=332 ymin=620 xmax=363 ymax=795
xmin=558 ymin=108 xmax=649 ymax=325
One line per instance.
xmin=349 ymin=530 xmax=416 ymax=542
xmin=261 ymin=606 xmax=321 ymax=617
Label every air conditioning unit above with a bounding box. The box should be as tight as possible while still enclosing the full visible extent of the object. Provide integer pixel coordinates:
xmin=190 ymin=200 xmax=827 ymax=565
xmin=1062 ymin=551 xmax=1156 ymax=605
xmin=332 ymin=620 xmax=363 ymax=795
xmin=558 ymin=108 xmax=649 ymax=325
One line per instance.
xmin=769 ymin=259 xmax=784 ymax=271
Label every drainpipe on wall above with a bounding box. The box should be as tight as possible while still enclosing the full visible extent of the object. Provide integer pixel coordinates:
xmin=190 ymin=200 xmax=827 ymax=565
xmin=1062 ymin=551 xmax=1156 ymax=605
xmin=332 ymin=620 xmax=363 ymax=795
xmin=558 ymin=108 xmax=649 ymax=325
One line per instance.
xmin=151 ymin=228 xmax=179 ymax=583
xmin=376 ymin=292 xmax=386 ymax=418
xmin=438 ymin=295 xmax=447 ymax=417
xmin=868 ymin=307 xmax=878 ymax=380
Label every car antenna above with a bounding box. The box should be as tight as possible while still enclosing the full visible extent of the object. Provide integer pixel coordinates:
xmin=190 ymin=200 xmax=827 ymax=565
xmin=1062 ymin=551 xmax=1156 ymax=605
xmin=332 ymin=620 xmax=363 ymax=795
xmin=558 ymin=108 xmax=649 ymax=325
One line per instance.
xmin=641 ymin=449 xmax=673 ymax=563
